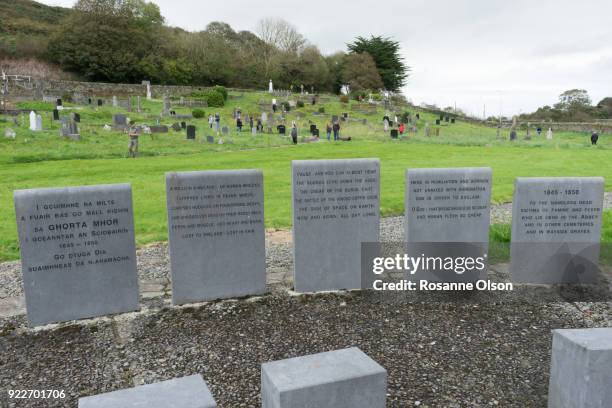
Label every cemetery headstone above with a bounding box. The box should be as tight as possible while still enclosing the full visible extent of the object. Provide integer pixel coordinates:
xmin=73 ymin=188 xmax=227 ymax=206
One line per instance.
xmin=166 ymin=170 xmax=266 ymax=304
xmin=435 ymin=119 xmax=440 ymax=125
xmin=390 ymin=129 xmax=398 ymax=139
xmin=451 ymin=118 xmax=456 ymax=124
xmin=292 ymin=159 xmax=380 ymax=292
xmin=150 ymin=125 xmax=168 ymax=133
xmin=206 ymin=135 xmax=214 ymax=144
xmin=405 ymin=168 xmax=492 ymax=283
xmin=186 ymin=125 xmax=196 ymax=139
xmin=262 ymin=347 xmax=387 ymax=408
xmin=53 ymin=109 xmax=59 ymax=121
xmin=222 ymin=126 xmax=229 ymax=135
xmin=71 ymin=112 xmax=80 ymax=123
xmin=548 ymin=328 xmax=612 ymax=408
xmin=172 ymin=123 xmax=181 ymax=132
xmin=162 ymin=96 xmax=170 ymax=116
xmin=277 ymin=125 xmax=286 ymax=135
xmin=78 ymin=374 xmax=216 ymax=408
xmin=14 ymin=184 xmax=139 ymax=326
xmin=35 ymin=114 xmax=43 ymax=131
xmin=310 ymin=124 xmax=317 ymax=134
xmin=137 ymin=96 xmax=141 ymax=112
xmin=112 ymin=114 xmax=128 ymax=130
xmin=181 ymin=121 xmax=186 ymax=129
xmin=510 ymin=177 xmax=604 ymax=283
xmin=112 ymin=95 xmax=118 ymax=107
xmin=97 ymin=99 xmax=103 ymax=106
xmin=29 ymin=111 xmax=37 ymax=131
xmin=127 ymin=96 xmax=132 ymax=112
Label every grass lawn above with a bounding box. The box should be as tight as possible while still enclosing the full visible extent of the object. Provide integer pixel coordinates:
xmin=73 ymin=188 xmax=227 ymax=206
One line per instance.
xmin=1 ymin=140 xmax=611 ymax=261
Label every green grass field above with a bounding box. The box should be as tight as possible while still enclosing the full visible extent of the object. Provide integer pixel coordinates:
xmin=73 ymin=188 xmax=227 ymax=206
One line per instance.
xmin=1 ymin=91 xmax=610 ymax=261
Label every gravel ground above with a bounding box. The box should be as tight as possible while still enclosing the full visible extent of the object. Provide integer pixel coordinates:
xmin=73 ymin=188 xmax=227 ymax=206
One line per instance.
xmin=0 ymin=198 xmax=611 ymax=407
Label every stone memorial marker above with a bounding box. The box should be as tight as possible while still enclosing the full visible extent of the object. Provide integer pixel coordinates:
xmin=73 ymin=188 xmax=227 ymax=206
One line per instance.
xmin=186 ymin=125 xmax=196 ymax=139
xmin=181 ymin=121 xmax=186 ymax=129
xmin=277 ymin=124 xmax=286 ymax=135
xmin=166 ymin=170 xmax=266 ymax=304
xmin=390 ymin=129 xmax=398 ymax=138
xmin=97 ymin=99 xmax=103 ymax=106
xmin=510 ymin=177 xmax=604 ymax=284
xmin=137 ymin=96 xmax=141 ymax=112
xmin=29 ymin=111 xmax=37 ymax=131
xmin=405 ymin=168 xmax=492 ymax=282
xmin=35 ymin=114 xmax=43 ymax=131
xmin=127 ymin=96 xmax=132 ymax=112
xmin=262 ymin=347 xmax=387 ymax=408
xmin=112 ymin=95 xmax=118 ymax=107
xmin=79 ymin=374 xmax=216 ymax=408
xmin=292 ymin=159 xmax=380 ymax=292
xmin=162 ymin=96 xmax=170 ymax=116
xmin=548 ymin=328 xmax=612 ymax=408
xmin=221 ymin=126 xmax=229 ymax=135
xmin=72 ymin=112 xmax=80 ymax=123
xmin=52 ymin=109 xmax=59 ymax=121
xmin=150 ymin=125 xmax=168 ymax=133
xmin=112 ymin=114 xmax=127 ymax=129
xmin=14 ymin=184 xmax=139 ymax=326
xmin=172 ymin=123 xmax=181 ymax=131
xmin=206 ymin=135 xmax=214 ymax=144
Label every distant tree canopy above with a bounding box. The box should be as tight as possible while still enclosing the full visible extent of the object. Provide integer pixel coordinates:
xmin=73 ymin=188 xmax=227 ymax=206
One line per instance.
xmin=521 ymin=89 xmax=612 ymax=122
xmin=347 ymin=36 xmax=408 ymax=92
xmin=39 ymin=0 xmax=409 ymax=93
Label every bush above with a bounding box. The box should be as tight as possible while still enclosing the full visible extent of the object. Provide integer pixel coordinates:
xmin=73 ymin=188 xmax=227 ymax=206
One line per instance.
xmin=296 ymin=100 xmax=305 ymax=108
xmin=192 ymin=109 xmax=205 ymax=118
xmin=318 ymin=107 xmax=325 ymax=113
xmin=205 ymin=90 xmax=225 ymax=107
xmin=339 ymin=95 xmax=349 ymax=103
xmin=282 ymin=101 xmax=291 ymax=111
xmin=213 ymin=85 xmax=228 ymax=101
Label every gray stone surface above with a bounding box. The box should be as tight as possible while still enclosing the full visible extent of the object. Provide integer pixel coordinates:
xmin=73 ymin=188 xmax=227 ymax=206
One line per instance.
xmin=14 ymin=184 xmax=139 ymax=326
xmin=511 ymin=177 xmax=604 ymax=284
xmin=166 ymin=170 xmax=266 ymax=304
xmin=548 ymin=328 xmax=612 ymax=408
xmin=78 ymin=374 xmax=216 ymax=408
xmin=405 ymin=167 xmax=492 ymax=282
xmin=112 ymin=114 xmax=127 ymax=129
xmin=262 ymin=347 xmax=387 ymax=408
xmin=292 ymin=159 xmax=380 ymax=292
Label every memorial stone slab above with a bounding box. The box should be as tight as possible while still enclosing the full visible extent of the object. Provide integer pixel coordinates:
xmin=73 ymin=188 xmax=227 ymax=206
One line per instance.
xmin=510 ymin=177 xmax=604 ymax=284
xmin=78 ymin=374 xmax=216 ymax=408
xmin=292 ymin=159 xmax=380 ymax=292
xmin=548 ymin=328 xmax=612 ymax=408
xmin=405 ymin=168 xmax=492 ymax=282
xmin=166 ymin=170 xmax=266 ymax=304
xmin=206 ymin=135 xmax=215 ymax=144
xmin=14 ymin=184 xmax=139 ymax=326
xmin=53 ymin=109 xmax=59 ymax=121
xmin=262 ymin=347 xmax=387 ymax=408
xmin=186 ymin=125 xmax=196 ymax=139
xmin=112 ymin=114 xmax=127 ymax=129
xmin=150 ymin=125 xmax=168 ymax=133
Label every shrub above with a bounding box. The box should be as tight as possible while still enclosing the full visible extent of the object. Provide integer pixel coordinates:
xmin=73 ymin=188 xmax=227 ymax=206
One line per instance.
xmin=205 ymin=90 xmax=225 ymax=107
xmin=213 ymin=85 xmax=228 ymax=101
xmin=318 ymin=107 xmax=325 ymax=113
xmin=282 ymin=101 xmax=291 ymax=111
xmin=192 ymin=109 xmax=205 ymax=119
xmin=339 ymin=95 xmax=349 ymax=103
xmin=296 ymin=100 xmax=305 ymax=108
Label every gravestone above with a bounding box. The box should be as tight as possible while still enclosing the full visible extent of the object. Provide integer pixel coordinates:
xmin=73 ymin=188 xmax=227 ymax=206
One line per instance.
xmin=261 ymin=112 xmax=268 ymax=122
xmin=405 ymin=168 xmax=492 ymax=283
xmin=71 ymin=112 xmax=80 ymax=123
xmin=262 ymin=347 xmax=387 ymax=408
xmin=186 ymin=125 xmax=196 ymax=139
xmin=451 ymin=118 xmax=456 ymax=124
xmin=181 ymin=121 xmax=186 ymax=129
xmin=112 ymin=114 xmax=127 ymax=130
xmin=277 ymin=125 xmax=286 ymax=135
xmin=166 ymin=170 xmax=266 ymax=304
xmin=35 ymin=114 xmax=43 ymax=131
xmin=221 ymin=126 xmax=229 ymax=135
xmin=78 ymin=374 xmax=216 ymax=408
xmin=14 ymin=184 xmax=139 ymax=326
xmin=29 ymin=111 xmax=37 ymax=131
xmin=162 ymin=96 xmax=170 ymax=116
xmin=97 ymin=99 xmax=103 ymax=106
xmin=127 ymin=96 xmax=132 ymax=112
xmin=60 ymin=117 xmax=80 ymax=140
xmin=510 ymin=177 xmax=604 ymax=284
xmin=390 ymin=129 xmax=398 ymax=139
xmin=137 ymin=96 xmax=141 ymax=112
xmin=88 ymin=98 xmax=92 ymax=105
xmin=112 ymin=95 xmax=118 ymax=107
xmin=435 ymin=119 xmax=440 ymax=125
xmin=53 ymin=109 xmax=59 ymax=121
xmin=206 ymin=135 xmax=214 ymax=144
xmin=292 ymin=159 xmax=380 ymax=292
xmin=172 ymin=123 xmax=181 ymax=132
xmin=150 ymin=125 xmax=168 ymax=133
xmin=548 ymin=328 xmax=612 ymax=408
xmin=332 ymin=115 xmax=339 ymax=122
xmin=310 ymin=124 xmax=317 ymax=134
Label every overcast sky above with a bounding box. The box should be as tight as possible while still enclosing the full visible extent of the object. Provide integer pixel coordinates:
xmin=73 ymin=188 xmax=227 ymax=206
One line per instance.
xmin=40 ymin=0 xmax=612 ymax=116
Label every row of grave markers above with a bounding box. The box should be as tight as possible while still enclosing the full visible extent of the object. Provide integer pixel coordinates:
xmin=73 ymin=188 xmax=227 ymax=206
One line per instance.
xmin=14 ymin=159 xmax=604 ymax=326
xmin=78 ymin=328 xmax=612 ymax=408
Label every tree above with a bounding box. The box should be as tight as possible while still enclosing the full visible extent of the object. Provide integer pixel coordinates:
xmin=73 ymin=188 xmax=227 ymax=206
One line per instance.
xmin=347 ymin=36 xmax=408 ymax=91
xmin=256 ymin=18 xmax=306 ymax=54
xmin=341 ymin=52 xmax=383 ymax=92
xmin=555 ymin=89 xmax=592 ymax=112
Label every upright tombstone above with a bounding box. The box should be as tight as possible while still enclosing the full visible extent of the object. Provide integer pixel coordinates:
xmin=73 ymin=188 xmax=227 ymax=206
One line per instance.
xmin=14 ymin=184 xmax=139 ymax=326
xmin=29 ymin=111 xmax=37 ymax=130
xmin=206 ymin=135 xmax=214 ymax=144
xmin=112 ymin=95 xmax=118 ymax=107
xmin=162 ymin=95 xmax=171 ymax=116
xmin=548 ymin=328 xmax=612 ymax=408
xmin=35 ymin=114 xmax=43 ymax=131
xmin=137 ymin=95 xmax=141 ymax=112
xmin=97 ymin=99 xmax=103 ymax=106
xmin=510 ymin=177 xmax=604 ymax=284
xmin=292 ymin=159 xmax=380 ymax=292
xmin=52 ymin=109 xmax=59 ymax=121
xmin=143 ymin=80 xmax=152 ymax=100
xmin=405 ymin=168 xmax=492 ymax=282
xmin=127 ymin=96 xmax=132 ymax=112
xmin=186 ymin=125 xmax=196 ymax=139
xmin=71 ymin=112 xmax=80 ymax=123
xmin=78 ymin=374 xmax=216 ymax=408
xmin=112 ymin=113 xmax=128 ymax=130
xmin=166 ymin=170 xmax=266 ymax=304
xmin=277 ymin=124 xmax=286 ymax=135
xmin=262 ymin=347 xmax=387 ymax=408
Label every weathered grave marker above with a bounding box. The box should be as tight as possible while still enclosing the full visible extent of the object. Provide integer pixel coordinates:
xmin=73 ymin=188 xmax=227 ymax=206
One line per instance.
xmin=14 ymin=184 xmax=139 ymax=326
xmin=166 ymin=170 xmax=266 ymax=304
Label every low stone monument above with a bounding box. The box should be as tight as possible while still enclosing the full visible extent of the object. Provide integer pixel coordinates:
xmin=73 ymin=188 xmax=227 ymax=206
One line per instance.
xmin=262 ymin=347 xmax=387 ymax=408
xmin=186 ymin=125 xmax=196 ymax=139
xmin=510 ymin=177 xmax=604 ymax=283
xmin=14 ymin=184 xmax=139 ymax=326
xmin=78 ymin=374 xmax=216 ymax=408
xmin=166 ymin=170 xmax=266 ymax=304
xmin=112 ymin=114 xmax=128 ymax=130
xmin=405 ymin=168 xmax=492 ymax=282
xmin=292 ymin=159 xmax=380 ymax=292
xmin=548 ymin=328 xmax=612 ymax=408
